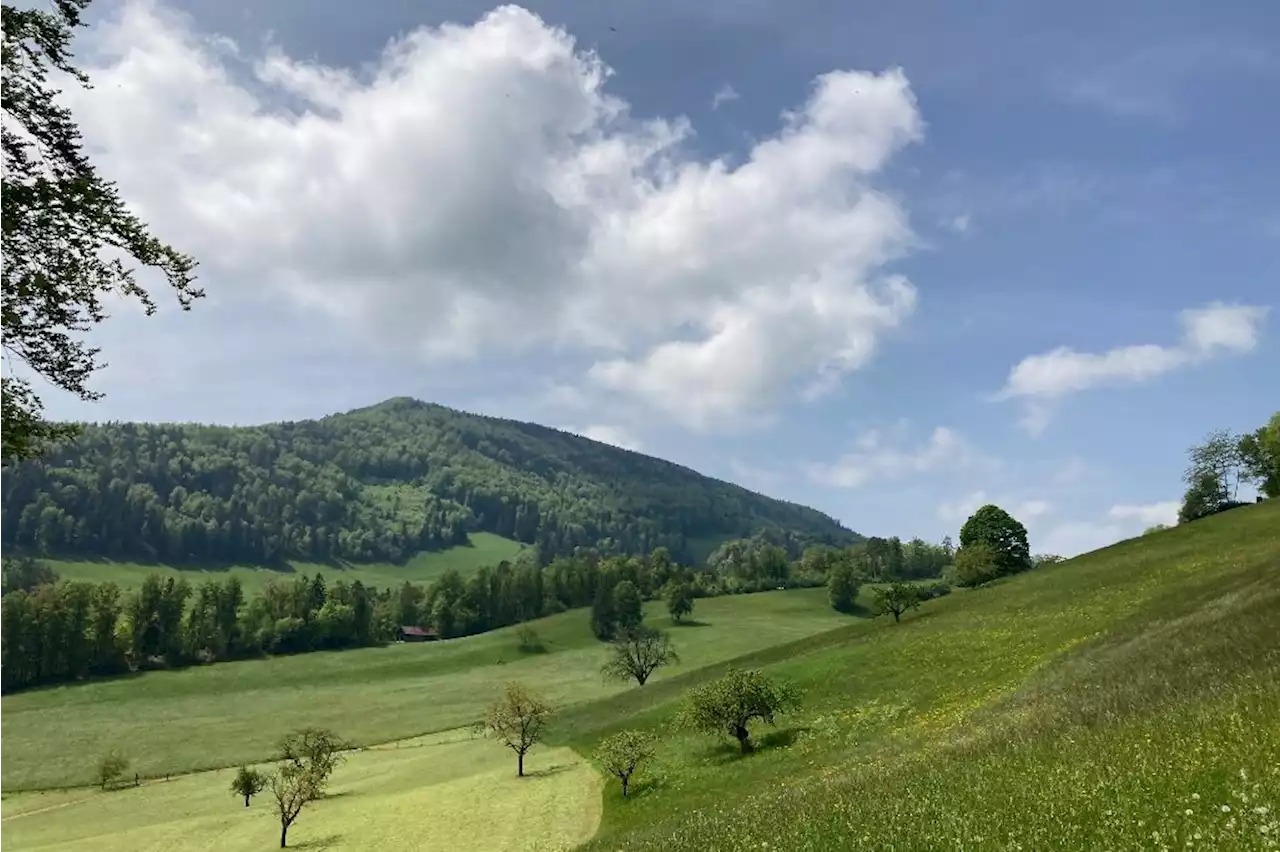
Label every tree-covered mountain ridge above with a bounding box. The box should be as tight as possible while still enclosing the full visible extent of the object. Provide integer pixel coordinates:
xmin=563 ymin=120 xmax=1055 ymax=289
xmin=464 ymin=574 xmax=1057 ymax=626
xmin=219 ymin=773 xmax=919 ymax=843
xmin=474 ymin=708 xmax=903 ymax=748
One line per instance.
xmin=1 ymin=397 xmax=860 ymax=566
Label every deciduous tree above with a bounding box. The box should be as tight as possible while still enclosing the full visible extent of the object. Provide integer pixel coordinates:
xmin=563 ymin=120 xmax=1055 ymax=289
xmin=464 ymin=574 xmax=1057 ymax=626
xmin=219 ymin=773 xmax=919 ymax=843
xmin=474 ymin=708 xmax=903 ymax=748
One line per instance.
xmin=593 ymin=730 xmax=655 ymax=798
xmin=95 ymin=750 xmax=128 ymax=790
xmin=953 ymin=542 xmax=1000 ymax=588
xmin=613 ymin=580 xmax=644 ymax=633
xmin=230 ymin=766 xmax=267 ymax=807
xmin=602 ymin=626 xmax=678 ymax=687
xmin=482 ymin=682 xmax=552 ymax=777
xmin=1 ymin=0 xmax=201 ymax=461
xmin=680 ymin=667 xmax=799 ymax=754
xmin=664 ymin=581 xmax=694 ymax=622
xmin=871 ymin=582 xmax=923 ymax=623
xmin=827 ymin=563 xmax=859 ymax=613
xmin=959 ymin=505 xmax=1032 ymax=577
xmin=270 ymin=728 xmax=345 ymax=848
xmin=1238 ymin=412 xmax=1280 ymax=499
xmin=1184 ymin=429 xmax=1246 ymax=500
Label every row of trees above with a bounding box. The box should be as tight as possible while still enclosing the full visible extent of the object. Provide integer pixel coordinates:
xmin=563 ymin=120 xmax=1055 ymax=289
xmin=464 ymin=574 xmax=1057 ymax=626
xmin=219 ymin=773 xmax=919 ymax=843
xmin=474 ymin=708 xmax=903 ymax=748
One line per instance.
xmin=1177 ymin=411 xmax=1279 ymax=524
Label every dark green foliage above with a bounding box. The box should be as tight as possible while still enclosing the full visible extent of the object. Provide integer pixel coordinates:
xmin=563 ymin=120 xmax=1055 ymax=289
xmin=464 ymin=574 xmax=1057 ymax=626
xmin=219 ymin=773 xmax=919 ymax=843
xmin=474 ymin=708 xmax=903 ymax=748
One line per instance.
xmin=954 ymin=542 xmax=1001 ymax=588
xmin=959 ymin=505 xmax=1032 ymax=578
xmin=1 ymin=554 xmax=58 ymax=595
xmin=871 ymin=582 xmax=923 ymax=623
xmin=1 ymin=0 xmax=201 ymax=462
xmin=1183 ymin=429 xmax=1247 ymax=502
xmin=1238 ymin=412 xmax=1280 ymax=498
xmin=515 ymin=625 xmax=545 ymax=654
xmin=613 ymin=580 xmax=644 ymax=633
xmin=1178 ymin=472 xmax=1233 ymax=524
xmin=230 ymin=765 xmax=267 ymax=807
xmin=601 ymin=626 xmax=678 ymax=687
xmin=95 ymin=750 xmax=128 ymax=791
xmin=680 ymin=667 xmax=800 ymax=754
xmin=826 ymin=563 xmax=859 ymax=613
xmin=664 ymin=581 xmax=694 ymax=622
xmin=0 ymin=398 xmax=857 ymax=565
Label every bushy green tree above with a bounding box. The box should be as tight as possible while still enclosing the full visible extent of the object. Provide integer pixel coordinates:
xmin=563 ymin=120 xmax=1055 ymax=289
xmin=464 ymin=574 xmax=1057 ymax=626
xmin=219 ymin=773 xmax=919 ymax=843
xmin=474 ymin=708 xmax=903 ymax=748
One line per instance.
xmin=1 ymin=0 xmax=201 ymax=461
xmin=1 ymin=555 xmax=58 ymax=595
xmin=230 ymin=766 xmax=267 ymax=807
xmin=871 ymin=582 xmax=923 ymax=623
xmin=601 ymin=626 xmax=678 ymax=687
xmin=1239 ymin=411 xmax=1280 ymax=498
xmin=959 ymin=505 xmax=1031 ymax=577
xmin=827 ymin=563 xmax=859 ymax=613
xmin=1179 ymin=471 xmax=1230 ymax=523
xmin=680 ymin=667 xmax=799 ymax=754
xmin=482 ymin=682 xmax=552 ymax=777
xmin=664 ymin=581 xmax=694 ymax=622
xmin=1184 ymin=429 xmax=1246 ymax=501
xmin=613 ymin=580 xmax=644 ymax=633
xmin=953 ymin=542 xmax=1001 ymax=588
xmin=593 ymin=730 xmax=655 ymax=798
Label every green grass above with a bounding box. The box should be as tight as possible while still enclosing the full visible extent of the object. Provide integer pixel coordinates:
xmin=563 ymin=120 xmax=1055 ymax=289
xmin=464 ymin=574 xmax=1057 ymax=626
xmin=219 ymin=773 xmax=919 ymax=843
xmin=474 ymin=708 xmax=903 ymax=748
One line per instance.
xmin=5 ymin=502 xmax=1278 ymax=851
xmin=1 ymin=731 xmax=600 ymax=851
xmin=560 ymin=501 xmax=1280 ymax=851
xmin=0 ymin=587 xmax=852 ymax=790
xmin=38 ymin=531 xmax=525 ymax=595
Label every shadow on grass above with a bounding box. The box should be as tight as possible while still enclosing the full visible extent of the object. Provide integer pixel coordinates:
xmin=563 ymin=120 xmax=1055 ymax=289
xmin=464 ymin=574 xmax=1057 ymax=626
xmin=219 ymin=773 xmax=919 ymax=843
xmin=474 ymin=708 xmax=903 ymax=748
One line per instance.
xmin=671 ymin=619 xmax=711 ymax=628
xmin=700 ymin=725 xmax=811 ymax=764
xmin=293 ymin=833 xmax=344 ymax=850
xmin=525 ymin=763 xmax=573 ymax=779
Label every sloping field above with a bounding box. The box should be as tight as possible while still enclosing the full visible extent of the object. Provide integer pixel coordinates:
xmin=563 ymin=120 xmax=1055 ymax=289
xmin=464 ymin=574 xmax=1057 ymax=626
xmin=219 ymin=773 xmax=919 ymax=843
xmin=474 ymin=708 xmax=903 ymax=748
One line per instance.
xmin=558 ymin=501 xmax=1280 ymax=851
xmin=37 ymin=532 xmax=526 ymax=595
xmin=2 ymin=731 xmax=600 ymax=851
xmin=0 ymin=587 xmax=851 ymax=790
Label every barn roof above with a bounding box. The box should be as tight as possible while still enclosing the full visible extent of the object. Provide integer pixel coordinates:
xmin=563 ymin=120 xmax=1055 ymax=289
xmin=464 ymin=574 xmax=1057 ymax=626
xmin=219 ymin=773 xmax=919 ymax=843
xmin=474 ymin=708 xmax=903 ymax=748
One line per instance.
xmin=398 ymin=625 xmax=437 ymax=637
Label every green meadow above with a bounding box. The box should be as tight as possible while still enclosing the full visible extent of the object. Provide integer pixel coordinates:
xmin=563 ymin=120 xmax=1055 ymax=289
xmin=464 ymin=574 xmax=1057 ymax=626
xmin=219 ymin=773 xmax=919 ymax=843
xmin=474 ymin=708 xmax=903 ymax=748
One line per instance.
xmin=3 ymin=502 xmax=1278 ymax=851
xmin=36 ymin=532 xmax=525 ymax=595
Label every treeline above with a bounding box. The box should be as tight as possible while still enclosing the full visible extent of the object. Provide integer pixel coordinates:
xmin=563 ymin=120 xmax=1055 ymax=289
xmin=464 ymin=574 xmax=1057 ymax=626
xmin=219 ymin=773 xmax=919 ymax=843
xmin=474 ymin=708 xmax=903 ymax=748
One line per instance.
xmin=0 ymin=530 xmax=954 ymax=694
xmin=0 ymin=398 xmax=858 ymax=566
xmin=1177 ymin=410 xmax=1279 ymax=524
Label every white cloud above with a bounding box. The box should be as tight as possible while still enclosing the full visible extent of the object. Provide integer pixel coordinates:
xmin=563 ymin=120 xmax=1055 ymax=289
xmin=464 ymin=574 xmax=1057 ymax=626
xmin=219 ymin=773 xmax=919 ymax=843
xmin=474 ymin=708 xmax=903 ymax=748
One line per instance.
xmin=809 ymin=426 xmax=977 ymax=488
xmin=945 ymin=213 xmax=971 ymax=233
xmin=66 ymin=2 xmax=924 ymax=431
xmin=936 ymin=490 xmax=1051 ymax=526
xmin=998 ymin=302 xmax=1268 ymax=433
xmin=1108 ymin=500 xmax=1178 ymax=527
xmin=711 ymin=83 xmax=740 ymax=109
xmin=1036 ymin=520 xmax=1126 ymax=558
xmin=569 ymin=423 xmax=643 ymax=451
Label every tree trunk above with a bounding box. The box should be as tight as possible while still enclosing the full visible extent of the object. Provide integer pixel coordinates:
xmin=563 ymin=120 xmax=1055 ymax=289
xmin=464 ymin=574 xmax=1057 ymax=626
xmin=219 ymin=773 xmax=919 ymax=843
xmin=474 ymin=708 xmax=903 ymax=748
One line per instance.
xmin=892 ymin=609 xmax=901 ymax=623
xmin=244 ymin=794 xmax=251 ymax=807
xmin=518 ymin=751 xmax=524 ymax=777
xmin=734 ymin=725 xmax=753 ymax=753
xmin=280 ymin=823 xmax=288 ymax=848
xmin=621 ymin=775 xmax=629 ymax=798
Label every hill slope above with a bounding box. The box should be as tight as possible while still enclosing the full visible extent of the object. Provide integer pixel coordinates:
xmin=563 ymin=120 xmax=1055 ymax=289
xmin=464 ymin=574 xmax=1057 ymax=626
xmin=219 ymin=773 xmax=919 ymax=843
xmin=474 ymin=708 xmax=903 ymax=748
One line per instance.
xmin=0 ymin=397 xmax=858 ymax=566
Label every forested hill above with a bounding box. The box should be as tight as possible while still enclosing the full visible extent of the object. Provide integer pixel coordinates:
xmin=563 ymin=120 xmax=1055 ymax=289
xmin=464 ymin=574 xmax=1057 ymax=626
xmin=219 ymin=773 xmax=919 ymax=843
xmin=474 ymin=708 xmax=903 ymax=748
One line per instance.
xmin=1 ymin=397 xmax=859 ymax=566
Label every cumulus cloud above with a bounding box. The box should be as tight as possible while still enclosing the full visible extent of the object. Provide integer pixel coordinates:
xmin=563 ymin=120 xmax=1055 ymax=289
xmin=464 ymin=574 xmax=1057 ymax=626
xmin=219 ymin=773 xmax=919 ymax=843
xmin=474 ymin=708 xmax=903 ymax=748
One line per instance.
xmin=998 ymin=302 xmax=1268 ymax=434
xmin=936 ymin=490 xmax=1051 ymax=526
xmin=65 ymin=2 xmax=924 ymax=430
xmin=809 ymin=426 xmax=978 ymax=489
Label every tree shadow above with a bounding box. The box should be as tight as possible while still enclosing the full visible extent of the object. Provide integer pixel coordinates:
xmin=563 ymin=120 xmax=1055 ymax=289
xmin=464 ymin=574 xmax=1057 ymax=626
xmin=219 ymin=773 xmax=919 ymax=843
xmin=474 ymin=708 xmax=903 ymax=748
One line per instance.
xmin=525 ymin=763 xmax=572 ymax=779
xmin=758 ymin=725 xmax=810 ymax=750
xmin=293 ymin=833 xmax=344 ymax=850
xmin=671 ymin=619 xmax=710 ymax=628
xmin=700 ymin=724 xmax=811 ymax=764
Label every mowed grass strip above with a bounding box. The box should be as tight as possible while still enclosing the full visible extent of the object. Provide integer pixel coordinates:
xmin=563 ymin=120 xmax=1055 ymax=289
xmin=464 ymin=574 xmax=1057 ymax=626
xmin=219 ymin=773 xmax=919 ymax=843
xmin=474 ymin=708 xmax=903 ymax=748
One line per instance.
xmin=38 ymin=531 xmax=526 ymax=595
xmin=567 ymin=501 xmax=1280 ymax=850
xmin=0 ymin=588 xmax=852 ymax=790
xmin=1 ymin=732 xmax=601 ymax=852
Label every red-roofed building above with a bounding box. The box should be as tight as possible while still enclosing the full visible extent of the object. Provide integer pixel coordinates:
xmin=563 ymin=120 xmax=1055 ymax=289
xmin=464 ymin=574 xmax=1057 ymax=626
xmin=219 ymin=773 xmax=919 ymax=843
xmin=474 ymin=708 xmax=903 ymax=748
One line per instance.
xmin=396 ymin=625 xmax=439 ymax=642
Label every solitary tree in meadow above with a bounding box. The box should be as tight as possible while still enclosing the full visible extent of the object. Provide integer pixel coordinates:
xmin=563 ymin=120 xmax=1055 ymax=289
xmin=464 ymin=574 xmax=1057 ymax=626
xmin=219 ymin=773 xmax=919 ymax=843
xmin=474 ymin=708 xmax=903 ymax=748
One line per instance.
xmin=664 ymin=581 xmax=694 ymax=622
xmin=680 ymin=667 xmax=799 ymax=754
xmin=95 ymin=750 xmax=129 ymax=790
xmin=602 ymin=626 xmax=678 ymax=687
xmin=871 ymin=582 xmax=922 ymax=623
xmin=230 ymin=766 xmax=267 ymax=807
xmin=613 ymin=580 xmax=644 ymax=633
xmin=483 ymin=681 xmax=553 ymax=777
xmin=827 ymin=563 xmax=859 ymax=613
xmin=270 ymin=728 xmax=345 ymax=848
xmin=959 ymin=505 xmax=1032 ymax=578
xmin=593 ymin=730 xmax=656 ymax=798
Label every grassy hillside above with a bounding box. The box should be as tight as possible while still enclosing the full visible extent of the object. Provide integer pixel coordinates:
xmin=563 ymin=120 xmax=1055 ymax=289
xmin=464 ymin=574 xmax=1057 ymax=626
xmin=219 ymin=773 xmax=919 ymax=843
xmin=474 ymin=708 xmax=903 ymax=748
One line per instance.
xmin=562 ymin=500 xmax=1280 ymax=850
xmin=3 ymin=502 xmax=1276 ymax=851
xmin=0 ymin=397 xmax=858 ymax=569
xmin=0 ymin=588 xmax=852 ymax=791
xmin=39 ymin=531 xmax=525 ymax=595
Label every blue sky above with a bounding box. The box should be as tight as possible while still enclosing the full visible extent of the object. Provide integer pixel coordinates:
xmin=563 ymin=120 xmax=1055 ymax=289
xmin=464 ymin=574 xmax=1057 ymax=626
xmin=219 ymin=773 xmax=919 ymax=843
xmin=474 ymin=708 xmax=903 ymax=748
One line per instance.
xmin=31 ymin=0 xmax=1278 ymax=556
